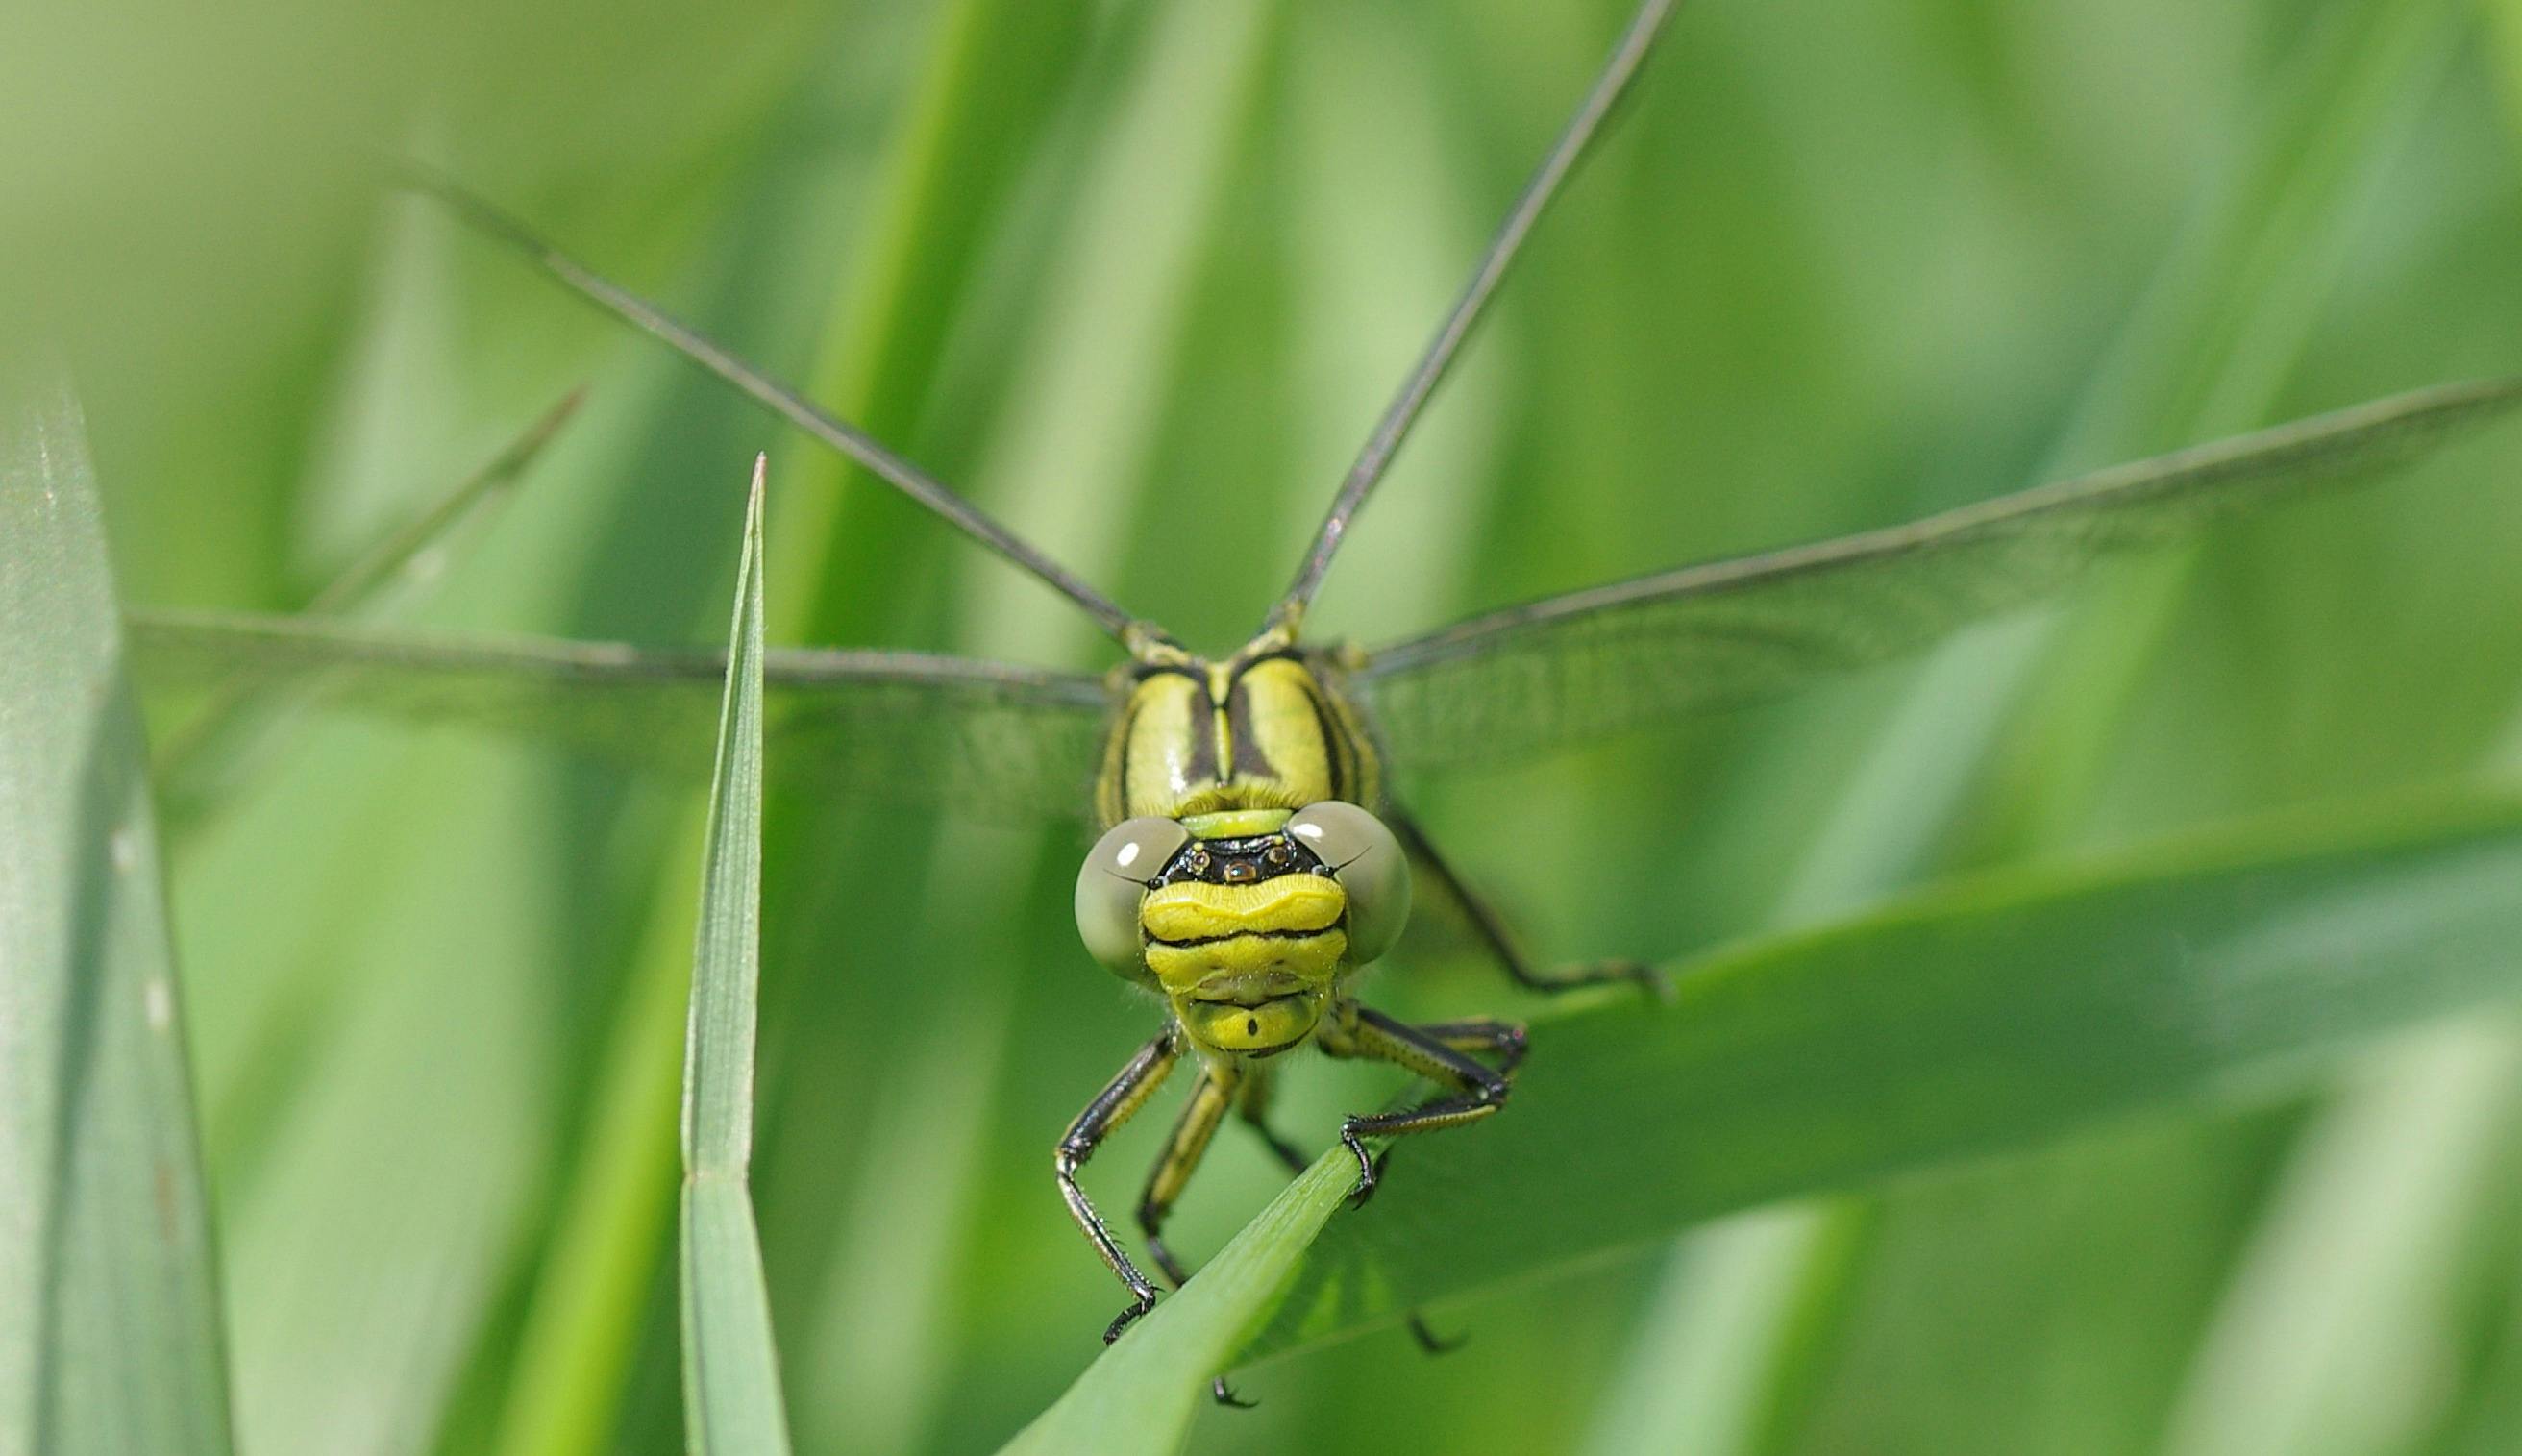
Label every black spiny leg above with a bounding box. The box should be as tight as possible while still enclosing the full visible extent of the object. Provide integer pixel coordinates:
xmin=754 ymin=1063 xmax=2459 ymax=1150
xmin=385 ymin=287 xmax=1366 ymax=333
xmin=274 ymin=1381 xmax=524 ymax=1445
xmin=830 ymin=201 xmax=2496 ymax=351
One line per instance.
xmin=1234 ymin=1072 xmax=1315 ymax=1175
xmin=1134 ymin=1063 xmax=1257 ymax=1408
xmin=1390 ymin=803 xmax=1670 ymax=1000
xmin=1418 ymin=1016 xmax=1530 ymax=1075
xmin=1319 ymin=1001 xmax=1516 ymax=1208
xmin=1056 ymin=1027 xmax=1183 ymax=1345
xmin=1138 ymin=1064 xmax=1238 ymax=1288
xmin=1238 ymin=1071 xmax=1465 ymax=1356
xmin=1377 ymin=1017 xmax=1527 ymax=1354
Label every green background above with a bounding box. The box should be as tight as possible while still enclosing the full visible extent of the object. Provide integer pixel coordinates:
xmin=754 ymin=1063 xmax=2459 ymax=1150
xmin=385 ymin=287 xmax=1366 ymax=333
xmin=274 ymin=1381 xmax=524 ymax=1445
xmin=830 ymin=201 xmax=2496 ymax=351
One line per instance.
xmin=13 ymin=0 xmax=2522 ymax=1451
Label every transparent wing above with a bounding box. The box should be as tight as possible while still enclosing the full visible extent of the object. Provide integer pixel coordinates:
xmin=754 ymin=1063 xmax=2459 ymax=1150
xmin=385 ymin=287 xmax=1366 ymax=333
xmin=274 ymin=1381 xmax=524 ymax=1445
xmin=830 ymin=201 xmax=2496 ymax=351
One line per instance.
xmin=129 ymin=609 xmax=1115 ymax=821
xmin=1358 ymin=379 xmax=2522 ymax=773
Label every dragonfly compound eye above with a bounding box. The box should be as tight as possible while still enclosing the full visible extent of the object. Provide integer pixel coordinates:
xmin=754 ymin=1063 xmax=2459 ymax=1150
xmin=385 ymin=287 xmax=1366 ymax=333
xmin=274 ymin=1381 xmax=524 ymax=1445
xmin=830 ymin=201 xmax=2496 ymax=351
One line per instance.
xmin=1075 ymin=816 xmax=1191 ymax=978
xmin=1285 ymin=801 xmax=1411 ymax=966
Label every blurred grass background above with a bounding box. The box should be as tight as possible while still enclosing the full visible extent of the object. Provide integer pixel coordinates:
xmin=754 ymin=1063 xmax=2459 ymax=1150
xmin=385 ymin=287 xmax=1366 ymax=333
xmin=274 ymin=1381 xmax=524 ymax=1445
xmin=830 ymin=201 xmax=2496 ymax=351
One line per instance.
xmin=12 ymin=0 xmax=2522 ymax=1450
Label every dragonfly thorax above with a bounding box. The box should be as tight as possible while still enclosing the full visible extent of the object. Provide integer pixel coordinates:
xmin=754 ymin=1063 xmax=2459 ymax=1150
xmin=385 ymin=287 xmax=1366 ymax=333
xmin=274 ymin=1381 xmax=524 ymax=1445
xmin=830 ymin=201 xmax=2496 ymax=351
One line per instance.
xmin=1094 ymin=641 xmax=1380 ymax=826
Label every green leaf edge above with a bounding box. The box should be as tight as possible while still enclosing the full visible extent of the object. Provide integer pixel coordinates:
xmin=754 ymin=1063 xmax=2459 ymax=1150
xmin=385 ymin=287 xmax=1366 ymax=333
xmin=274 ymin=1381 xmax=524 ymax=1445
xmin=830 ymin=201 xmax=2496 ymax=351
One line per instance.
xmin=1250 ymin=779 xmax=2522 ymax=1361
xmin=995 ymin=1154 xmax=1356 ymax=1456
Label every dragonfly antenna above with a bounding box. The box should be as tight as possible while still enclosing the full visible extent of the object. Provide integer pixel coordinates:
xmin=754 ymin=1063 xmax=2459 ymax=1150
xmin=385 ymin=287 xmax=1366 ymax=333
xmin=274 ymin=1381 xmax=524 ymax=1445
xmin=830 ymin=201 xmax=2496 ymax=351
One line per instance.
xmin=400 ymin=163 xmax=1152 ymax=649
xmin=1270 ymin=0 xmax=1683 ymax=631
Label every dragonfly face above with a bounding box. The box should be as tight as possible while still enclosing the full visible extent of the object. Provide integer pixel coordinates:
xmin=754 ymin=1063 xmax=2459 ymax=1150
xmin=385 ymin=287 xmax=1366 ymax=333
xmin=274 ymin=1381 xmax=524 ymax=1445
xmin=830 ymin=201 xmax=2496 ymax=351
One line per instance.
xmin=1077 ymin=639 xmax=1411 ymax=1059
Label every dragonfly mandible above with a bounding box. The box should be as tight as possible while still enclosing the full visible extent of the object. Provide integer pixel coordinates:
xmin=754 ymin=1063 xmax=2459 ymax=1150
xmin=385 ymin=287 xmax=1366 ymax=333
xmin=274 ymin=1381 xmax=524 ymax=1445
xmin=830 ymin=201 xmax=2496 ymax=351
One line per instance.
xmin=125 ymin=0 xmax=2522 ymax=1396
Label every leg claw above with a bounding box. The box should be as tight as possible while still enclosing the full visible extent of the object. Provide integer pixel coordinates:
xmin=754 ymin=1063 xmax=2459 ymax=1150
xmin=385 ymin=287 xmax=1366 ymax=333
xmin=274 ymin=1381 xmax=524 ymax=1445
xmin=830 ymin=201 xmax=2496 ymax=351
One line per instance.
xmin=1211 ymin=1377 xmax=1257 ymax=1408
xmin=1102 ymin=1291 xmax=1159 ymax=1345
xmin=1340 ymin=1126 xmax=1378 ymax=1207
xmin=1408 ymin=1314 xmax=1467 ymax=1355
xmin=1604 ymin=959 xmax=1673 ymax=1002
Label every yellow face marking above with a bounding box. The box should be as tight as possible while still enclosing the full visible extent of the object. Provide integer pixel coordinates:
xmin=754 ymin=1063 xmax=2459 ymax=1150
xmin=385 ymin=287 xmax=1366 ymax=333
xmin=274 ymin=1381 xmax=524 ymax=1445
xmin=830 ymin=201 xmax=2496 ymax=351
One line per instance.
xmin=1177 ymin=993 xmax=1325 ymax=1055
xmin=1139 ymin=876 xmax=1344 ymax=943
xmin=1181 ymin=808 xmax=1293 ymax=840
xmin=1145 ymin=930 xmax=1347 ymax=997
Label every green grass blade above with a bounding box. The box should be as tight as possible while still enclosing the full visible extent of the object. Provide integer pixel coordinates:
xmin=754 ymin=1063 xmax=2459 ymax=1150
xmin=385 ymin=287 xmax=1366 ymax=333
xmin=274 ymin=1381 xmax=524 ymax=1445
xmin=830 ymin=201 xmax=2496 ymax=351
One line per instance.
xmin=1240 ymin=782 xmax=2522 ymax=1361
xmin=678 ymin=457 xmax=790 ymax=1456
xmin=0 ymin=379 xmax=234 ymax=1455
xmin=995 ymin=1155 xmax=1354 ymax=1456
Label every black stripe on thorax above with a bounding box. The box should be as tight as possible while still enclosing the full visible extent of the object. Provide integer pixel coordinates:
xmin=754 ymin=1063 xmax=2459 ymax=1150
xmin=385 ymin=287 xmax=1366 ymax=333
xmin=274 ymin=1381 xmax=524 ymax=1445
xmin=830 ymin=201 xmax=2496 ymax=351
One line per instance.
xmin=1182 ymin=678 xmax=1220 ymax=783
xmin=1225 ymin=677 xmax=1274 ymax=780
xmin=1295 ymin=673 xmax=1350 ymax=802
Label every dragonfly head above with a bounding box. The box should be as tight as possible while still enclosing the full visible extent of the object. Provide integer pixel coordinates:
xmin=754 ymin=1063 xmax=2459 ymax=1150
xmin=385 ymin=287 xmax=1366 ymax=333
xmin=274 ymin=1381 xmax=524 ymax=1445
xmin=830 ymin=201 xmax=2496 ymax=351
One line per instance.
xmin=1075 ymin=802 xmax=1411 ymax=1055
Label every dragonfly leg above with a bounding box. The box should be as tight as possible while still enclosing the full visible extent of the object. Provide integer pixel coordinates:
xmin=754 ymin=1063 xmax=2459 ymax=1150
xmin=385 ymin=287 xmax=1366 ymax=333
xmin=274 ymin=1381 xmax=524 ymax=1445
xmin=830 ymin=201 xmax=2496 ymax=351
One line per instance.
xmin=1385 ymin=1019 xmax=1521 ymax=1352
xmin=1237 ymin=1062 xmax=1468 ymax=1358
xmin=1389 ymin=803 xmax=1670 ymax=1000
xmin=1137 ymin=1063 xmax=1240 ymax=1289
xmin=1056 ymin=1026 xmax=1183 ymax=1345
xmin=1233 ymin=1070 xmax=1313 ymax=1173
xmin=1416 ymin=1017 xmax=1530 ymax=1074
xmin=1134 ymin=1063 xmax=1264 ymax=1408
xmin=1320 ymin=1000 xmax=1514 ymax=1208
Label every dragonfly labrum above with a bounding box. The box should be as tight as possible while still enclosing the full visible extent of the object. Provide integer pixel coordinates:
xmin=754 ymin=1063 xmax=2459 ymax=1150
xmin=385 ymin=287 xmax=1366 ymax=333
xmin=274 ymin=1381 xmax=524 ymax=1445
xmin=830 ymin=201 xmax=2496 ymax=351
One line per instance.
xmin=123 ymin=0 xmax=2522 ymax=1392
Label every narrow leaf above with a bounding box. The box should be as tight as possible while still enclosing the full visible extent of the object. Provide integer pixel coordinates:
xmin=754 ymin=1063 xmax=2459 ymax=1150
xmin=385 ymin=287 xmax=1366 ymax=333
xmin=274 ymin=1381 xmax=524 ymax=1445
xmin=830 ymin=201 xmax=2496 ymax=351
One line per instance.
xmin=678 ymin=457 xmax=791 ymax=1456
xmin=1235 ymin=783 xmax=2522 ymax=1361
xmin=0 ymin=379 xmax=234 ymax=1454
xmin=995 ymin=1155 xmax=1354 ymax=1456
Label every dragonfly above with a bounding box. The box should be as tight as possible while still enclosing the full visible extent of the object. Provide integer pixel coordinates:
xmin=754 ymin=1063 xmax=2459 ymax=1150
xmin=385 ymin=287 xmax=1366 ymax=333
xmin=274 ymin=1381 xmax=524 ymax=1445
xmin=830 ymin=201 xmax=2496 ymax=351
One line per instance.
xmin=128 ymin=0 xmax=2521 ymax=1395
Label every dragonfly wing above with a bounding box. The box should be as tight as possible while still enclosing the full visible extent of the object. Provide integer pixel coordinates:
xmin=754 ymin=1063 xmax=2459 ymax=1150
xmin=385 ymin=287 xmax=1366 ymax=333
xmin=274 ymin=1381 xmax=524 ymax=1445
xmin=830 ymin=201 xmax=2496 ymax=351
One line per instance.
xmin=130 ymin=609 xmax=1115 ymax=822
xmin=1358 ymin=378 xmax=2522 ymax=773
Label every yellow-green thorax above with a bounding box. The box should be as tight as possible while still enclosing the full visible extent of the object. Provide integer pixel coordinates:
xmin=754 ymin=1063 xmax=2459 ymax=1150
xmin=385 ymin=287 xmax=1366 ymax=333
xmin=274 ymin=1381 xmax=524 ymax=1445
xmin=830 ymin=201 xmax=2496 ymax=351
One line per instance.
xmin=1098 ymin=636 xmax=1382 ymax=1056
xmin=1095 ymin=637 xmax=1380 ymax=827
